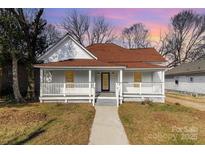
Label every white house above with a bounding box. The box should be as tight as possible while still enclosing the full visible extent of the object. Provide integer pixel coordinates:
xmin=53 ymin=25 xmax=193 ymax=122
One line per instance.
xmin=34 ymin=34 xmax=166 ymax=106
xmin=165 ymin=59 xmax=205 ymax=95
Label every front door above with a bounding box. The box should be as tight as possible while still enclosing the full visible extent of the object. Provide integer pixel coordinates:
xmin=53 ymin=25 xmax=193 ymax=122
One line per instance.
xmin=101 ymin=72 xmax=110 ymax=91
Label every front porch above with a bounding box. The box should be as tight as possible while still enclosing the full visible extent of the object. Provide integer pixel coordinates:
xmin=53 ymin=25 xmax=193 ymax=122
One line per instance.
xmin=39 ymin=68 xmax=165 ymax=106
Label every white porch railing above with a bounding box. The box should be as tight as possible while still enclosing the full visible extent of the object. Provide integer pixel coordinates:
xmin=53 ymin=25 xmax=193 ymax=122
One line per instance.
xmin=122 ymin=82 xmax=164 ymax=95
xmin=40 ymin=82 xmax=96 ymax=105
xmin=115 ymin=82 xmax=164 ymax=106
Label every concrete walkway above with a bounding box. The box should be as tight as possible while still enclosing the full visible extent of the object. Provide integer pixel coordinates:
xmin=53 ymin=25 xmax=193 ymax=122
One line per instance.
xmin=89 ymin=106 xmax=129 ymax=145
xmin=166 ymin=97 xmax=205 ymax=111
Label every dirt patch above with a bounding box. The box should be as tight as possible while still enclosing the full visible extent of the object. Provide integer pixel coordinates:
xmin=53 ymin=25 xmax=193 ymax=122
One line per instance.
xmin=0 ymin=109 xmax=47 ymax=125
xmin=152 ymin=112 xmax=178 ymax=126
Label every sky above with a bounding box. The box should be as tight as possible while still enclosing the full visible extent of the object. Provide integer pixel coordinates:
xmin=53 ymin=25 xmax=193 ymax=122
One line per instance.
xmin=44 ymin=8 xmax=205 ymax=42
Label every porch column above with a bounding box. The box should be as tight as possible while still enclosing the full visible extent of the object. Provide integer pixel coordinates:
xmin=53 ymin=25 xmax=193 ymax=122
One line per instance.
xmin=120 ymin=69 xmax=123 ymax=104
xmin=161 ymin=71 xmax=165 ymax=95
xmin=40 ymin=69 xmax=43 ymax=102
xmin=88 ymin=69 xmax=92 ymax=103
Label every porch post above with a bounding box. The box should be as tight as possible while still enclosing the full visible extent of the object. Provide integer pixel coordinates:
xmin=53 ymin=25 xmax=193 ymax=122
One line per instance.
xmin=89 ymin=69 xmax=92 ymax=103
xmin=161 ymin=71 xmax=165 ymax=95
xmin=120 ymin=69 xmax=123 ymax=104
xmin=40 ymin=68 xmax=43 ymax=103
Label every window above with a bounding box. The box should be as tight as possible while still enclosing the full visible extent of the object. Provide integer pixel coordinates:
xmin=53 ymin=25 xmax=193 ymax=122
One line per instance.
xmin=65 ymin=71 xmax=74 ymax=88
xmin=175 ymin=80 xmax=179 ymax=85
xmin=65 ymin=71 xmax=74 ymax=83
xmin=134 ymin=72 xmax=142 ymax=87
xmin=134 ymin=72 xmax=142 ymax=82
xmin=190 ymin=77 xmax=193 ymax=82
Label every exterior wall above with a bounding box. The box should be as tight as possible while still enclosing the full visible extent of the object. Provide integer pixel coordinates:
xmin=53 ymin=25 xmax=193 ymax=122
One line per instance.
xmin=42 ymin=38 xmax=93 ymax=63
xmin=95 ymin=71 xmax=118 ymax=92
xmin=45 ymin=70 xmax=95 ymax=83
xmin=123 ymin=71 xmax=163 ymax=83
xmin=165 ymin=73 xmax=205 ymax=94
xmin=44 ymin=70 xmax=164 ymax=91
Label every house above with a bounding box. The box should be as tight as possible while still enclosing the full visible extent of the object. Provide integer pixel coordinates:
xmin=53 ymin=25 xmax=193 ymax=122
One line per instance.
xmin=34 ymin=34 xmax=166 ymax=106
xmin=165 ymin=59 xmax=205 ymax=95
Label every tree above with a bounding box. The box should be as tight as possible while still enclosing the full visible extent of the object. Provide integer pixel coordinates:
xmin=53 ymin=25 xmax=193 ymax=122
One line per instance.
xmin=88 ymin=16 xmax=116 ymax=45
xmin=62 ymin=10 xmax=90 ymax=45
xmin=44 ymin=24 xmax=62 ymax=47
xmin=7 ymin=9 xmax=49 ymax=98
xmin=0 ymin=9 xmax=26 ymax=102
xmin=62 ymin=10 xmax=115 ymax=46
xmin=122 ymin=23 xmax=151 ymax=48
xmin=159 ymin=10 xmax=205 ymax=68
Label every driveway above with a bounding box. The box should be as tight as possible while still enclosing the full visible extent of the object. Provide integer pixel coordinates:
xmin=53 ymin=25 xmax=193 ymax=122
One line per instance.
xmin=89 ymin=106 xmax=129 ymax=145
xmin=166 ymin=97 xmax=205 ymax=111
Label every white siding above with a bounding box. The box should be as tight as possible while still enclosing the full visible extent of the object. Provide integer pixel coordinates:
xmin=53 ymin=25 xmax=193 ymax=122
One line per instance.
xmin=110 ymin=72 xmax=118 ymax=92
xmin=47 ymin=70 xmax=95 ymax=83
xmin=95 ymin=71 xmax=118 ymax=92
xmin=51 ymin=70 xmax=65 ymax=83
xmin=165 ymin=74 xmax=205 ymax=94
xmin=123 ymin=72 xmax=134 ymax=82
xmin=153 ymin=71 xmax=163 ymax=82
xmin=142 ymin=72 xmax=152 ymax=82
xmin=123 ymin=71 xmax=162 ymax=83
xmin=47 ymin=70 xmax=163 ymax=93
xmin=42 ymin=38 xmax=93 ymax=63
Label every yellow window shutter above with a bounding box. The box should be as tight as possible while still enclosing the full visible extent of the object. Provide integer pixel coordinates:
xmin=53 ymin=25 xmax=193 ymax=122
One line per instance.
xmin=134 ymin=72 xmax=142 ymax=82
xmin=65 ymin=71 xmax=74 ymax=83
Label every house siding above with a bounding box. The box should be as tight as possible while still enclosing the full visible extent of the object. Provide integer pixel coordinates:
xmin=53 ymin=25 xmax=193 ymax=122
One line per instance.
xmin=42 ymin=38 xmax=93 ymax=63
xmin=165 ymin=73 xmax=205 ymax=94
xmin=46 ymin=70 xmax=163 ymax=93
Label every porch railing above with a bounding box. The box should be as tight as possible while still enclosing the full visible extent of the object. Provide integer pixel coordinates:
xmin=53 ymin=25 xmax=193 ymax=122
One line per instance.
xmin=115 ymin=82 xmax=164 ymax=106
xmin=122 ymin=82 xmax=164 ymax=95
xmin=40 ymin=82 xmax=96 ymax=97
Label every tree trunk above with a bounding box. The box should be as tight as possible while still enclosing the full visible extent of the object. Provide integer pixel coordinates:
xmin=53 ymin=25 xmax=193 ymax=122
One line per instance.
xmin=12 ymin=53 xmax=25 ymax=103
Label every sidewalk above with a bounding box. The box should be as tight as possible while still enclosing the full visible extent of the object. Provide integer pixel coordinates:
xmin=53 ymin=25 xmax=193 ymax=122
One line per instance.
xmin=89 ymin=106 xmax=129 ymax=145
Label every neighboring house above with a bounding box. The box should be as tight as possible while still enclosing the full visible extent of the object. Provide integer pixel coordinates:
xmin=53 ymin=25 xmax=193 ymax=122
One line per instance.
xmin=165 ymin=59 xmax=205 ymax=95
xmin=34 ymin=34 xmax=166 ymax=106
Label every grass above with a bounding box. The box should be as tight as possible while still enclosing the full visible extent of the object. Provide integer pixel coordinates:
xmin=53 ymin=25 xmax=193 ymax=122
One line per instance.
xmin=119 ymin=102 xmax=205 ymax=144
xmin=0 ymin=103 xmax=95 ymax=145
xmin=166 ymin=92 xmax=205 ymax=103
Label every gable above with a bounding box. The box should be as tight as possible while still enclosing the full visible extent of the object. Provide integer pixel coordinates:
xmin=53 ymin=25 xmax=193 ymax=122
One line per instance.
xmin=39 ymin=35 xmax=96 ymax=63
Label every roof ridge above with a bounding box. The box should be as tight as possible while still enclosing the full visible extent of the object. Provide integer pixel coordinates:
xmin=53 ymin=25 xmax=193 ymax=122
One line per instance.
xmin=86 ymin=42 xmax=126 ymax=49
xmin=129 ymin=47 xmax=155 ymax=50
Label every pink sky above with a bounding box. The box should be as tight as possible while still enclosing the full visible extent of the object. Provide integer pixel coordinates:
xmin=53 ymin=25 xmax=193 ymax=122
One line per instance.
xmin=45 ymin=8 xmax=205 ymax=42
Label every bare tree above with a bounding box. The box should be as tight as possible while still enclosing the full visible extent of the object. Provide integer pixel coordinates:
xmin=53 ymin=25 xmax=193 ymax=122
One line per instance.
xmin=122 ymin=23 xmax=151 ymax=48
xmin=62 ymin=10 xmax=116 ymax=46
xmin=159 ymin=10 xmax=205 ymax=68
xmin=62 ymin=10 xmax=90 ymax=45
xmin=88 ymin=16 xmax=116 ymax=45
xmin=44 ymin=24 xmax=62 ymax=47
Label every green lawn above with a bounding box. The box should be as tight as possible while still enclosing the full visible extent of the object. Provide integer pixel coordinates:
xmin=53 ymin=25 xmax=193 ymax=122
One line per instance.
xmin=119 ymin=102 xmax=205 ymax=144
xmin=0 ymin=103 xmax=95 ymax=145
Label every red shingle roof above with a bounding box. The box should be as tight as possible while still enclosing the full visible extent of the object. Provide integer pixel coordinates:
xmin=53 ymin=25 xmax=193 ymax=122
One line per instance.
xmin=35 ymin=43 xmax=166 ymax=69
xmin=115 ymin=62 xmax=165 ymax=68
xmin=86 ymin=43 xmax=166 ymax=62
xmin=34 ymin=59 xmax=124 ymax=68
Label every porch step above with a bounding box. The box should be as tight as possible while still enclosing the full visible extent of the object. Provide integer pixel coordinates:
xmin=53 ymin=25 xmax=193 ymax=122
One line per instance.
xmin=95 ymin=98 xmax=118 ymax=106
